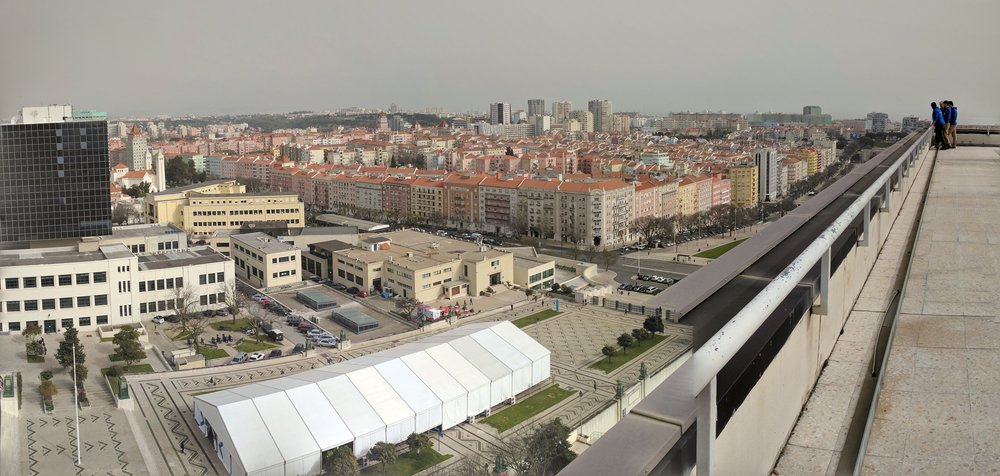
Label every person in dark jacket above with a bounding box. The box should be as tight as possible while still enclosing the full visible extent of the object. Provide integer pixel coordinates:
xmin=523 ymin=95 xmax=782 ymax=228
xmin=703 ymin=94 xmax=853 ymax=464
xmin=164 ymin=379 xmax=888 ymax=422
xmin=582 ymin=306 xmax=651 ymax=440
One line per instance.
xmin=947 ymin=101 xmax=958 ymax=147
xmin=931 ymin=102 xmax=945 ymax=149
xmin=942 ymin=101 xmax=954 ymax=148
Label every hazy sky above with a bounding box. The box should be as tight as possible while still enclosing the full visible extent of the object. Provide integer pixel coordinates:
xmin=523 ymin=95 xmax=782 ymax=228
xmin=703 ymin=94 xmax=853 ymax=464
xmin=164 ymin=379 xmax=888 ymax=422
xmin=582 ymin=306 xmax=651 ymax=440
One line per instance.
xmin=2 ymin=0 xmax=998 ymax=123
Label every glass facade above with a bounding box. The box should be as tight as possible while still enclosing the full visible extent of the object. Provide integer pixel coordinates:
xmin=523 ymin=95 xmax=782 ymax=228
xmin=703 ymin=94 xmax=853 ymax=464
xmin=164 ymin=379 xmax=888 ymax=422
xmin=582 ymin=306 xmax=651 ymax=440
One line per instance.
xmin=0 ymin=120 xmax=112 ymax=242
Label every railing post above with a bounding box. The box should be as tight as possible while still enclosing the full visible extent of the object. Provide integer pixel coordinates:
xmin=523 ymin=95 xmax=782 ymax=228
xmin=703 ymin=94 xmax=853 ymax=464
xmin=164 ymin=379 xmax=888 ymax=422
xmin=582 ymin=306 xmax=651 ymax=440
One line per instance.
xmin=881 ymin=181 xmax=892 ymax=211
xmin=814 ymin=247 xmax=831 ymax=315
xmin=859 ymin=201 xmax=871 ymax=247
xmin=697 ymin=376 xmax=717 ymax=475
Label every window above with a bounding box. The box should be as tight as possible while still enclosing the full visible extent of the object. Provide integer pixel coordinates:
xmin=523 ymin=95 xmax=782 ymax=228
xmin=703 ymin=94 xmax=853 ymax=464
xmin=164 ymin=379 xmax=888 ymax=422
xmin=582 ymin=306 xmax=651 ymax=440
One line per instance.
xmin=166 ymin=278 xmax=174 ymax=289
xmin=9 ymin=322 xmax=20 ymax=332
xmin=216 ymin=272 xmax=224 ymax=282
xmin=76 ymin=273 xmax=89 ymax=285
xmin=199 ymin=274 xmax=207 ymax=285
xmin=491 ymin=260 xmax=500 ymax=267
xmin=93 ymin=272 xmax=107 ymax=283
xmin=422 ymin=273 xmax=431 ymax=279
xmin=79 ymin=317 xmax=91 ymax=326
xmin=41 ymin=276 xmax=55 ymax=287
xmin=42 ymin=299 xmax=56 ymax=310
xmin=147 ymin=280 xmax=154 ymax=291
xmin=175 ymin=277 xmax=183 ymax=287
xmin=96 ymin=315 xmax=108 ymax=325
xmin=77 ymin=296 xmax=91 ymax=307
xmin=60 ymin=297 xmax=74 ymax=309
xmin=209 ymin=294 xmax=218 ymax=304
xmin=6 ymin=301 xmax=19 ymax=312
xmin=207 ymin=273 xmax=216 ymax=284
xmin=139 ymin=281 xmax=146 ymax=292
xmin=156 ymin=279 xmax=165 ymax=290
xmin=200 ymin=295 xmax=208 ymax=306
xmin=61 ymin=318 xmax=74 ymax=329
xmin=338 ymin=269 xmax=345 ymax=278
xmin=4 ymin=278 xmax=18 ymax=289
xmin=23 ymin=277 xmax=37 ymax=288
xmin=24 ymin=300 xmax=38 ymax=311
xmin=140 ymin=303 xmax=147 ymax=313
xmin=59 ymin=274 xmax=72 ymax=286
xmin=216 ymin=292 xmax=224 ymax=303
xmin=94 ymin=295 xmax=108 ymax=306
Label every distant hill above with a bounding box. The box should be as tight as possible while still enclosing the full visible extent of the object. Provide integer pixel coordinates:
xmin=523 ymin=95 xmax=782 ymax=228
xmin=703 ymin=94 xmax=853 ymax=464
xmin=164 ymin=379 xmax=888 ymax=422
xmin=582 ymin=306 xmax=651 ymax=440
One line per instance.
xmin=162 ymin=112 xmax=446 ymax=132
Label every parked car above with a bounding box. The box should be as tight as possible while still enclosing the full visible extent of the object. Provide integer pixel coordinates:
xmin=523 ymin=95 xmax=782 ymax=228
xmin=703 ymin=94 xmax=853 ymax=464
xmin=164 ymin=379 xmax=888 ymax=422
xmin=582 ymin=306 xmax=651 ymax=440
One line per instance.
xmin=332 ymin=283 xmax=347 ymax=291
xmin=252 ymin=294 xmax=266 ymax=301
xmin=151 ymin=316 xmax=165 ymax=324
xmin=291 ymin=344 xmax=306 ymax=354
xmin=297 ymin=322 xmax=313 ymax=332
xmin=309 ymin=276 xmax=322 ymax=283
xmin=230 ymin=352 xmax=248 ymax=364
xmin=287 ymin=316 xmax=303 ymax=326
xmin=268 ymin=349 xmax=283 ymax=358
xmin=347 ymin=287 xmax=360 ymax=295
xmin=266 ymin=329 xmax=284 ymax=342
xmin=356 ymin=290 xmax=369 ymax=298
xmin=307 ymin=328 xmax=327 ymax=337
xmin=314 ymin=338 xmax=337 ymax=347
xmin=242 ymin=327 xmax=256 ymax=336
xmin=247 ymin=352 xmax=265 ymax=362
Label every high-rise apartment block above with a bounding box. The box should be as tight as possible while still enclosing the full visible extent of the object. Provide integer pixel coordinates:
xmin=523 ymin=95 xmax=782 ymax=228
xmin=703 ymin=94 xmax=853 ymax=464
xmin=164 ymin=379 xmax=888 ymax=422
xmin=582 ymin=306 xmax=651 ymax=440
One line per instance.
xmin=866 ymin=112 xmax=889 ymax=133
xmin=729 ymin=165 xmax=759 ymax=207
xmin=551 ymin=101 xmax=573 ymax=123
xmin=569 ymin=110 xmax=594 ymax=133
xmin=754 ymin=148 xmax=780 ymax=202
xmin=0 ymin=105 xmax=112 ymax=244
xmin=490 ymin=102 xmax=512 ymax=125
xmin=901 ymin=116 xmax=921 ymax=133
xmin=803 ymin=105 xmax=823 ymax=116
xmin=588 ymin=99 xmax=613 ymax=133
xmin=527 ymin=99 xmax=545 ymax=118
xmin=124 ymin=124 xmax=151 ymax=170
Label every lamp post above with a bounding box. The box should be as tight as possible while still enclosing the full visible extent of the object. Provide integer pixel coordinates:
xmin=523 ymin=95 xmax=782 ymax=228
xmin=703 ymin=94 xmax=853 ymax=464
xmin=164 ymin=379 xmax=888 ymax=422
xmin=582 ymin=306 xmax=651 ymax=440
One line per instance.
xmin=72 ymin=343 xmax=81 ymax=465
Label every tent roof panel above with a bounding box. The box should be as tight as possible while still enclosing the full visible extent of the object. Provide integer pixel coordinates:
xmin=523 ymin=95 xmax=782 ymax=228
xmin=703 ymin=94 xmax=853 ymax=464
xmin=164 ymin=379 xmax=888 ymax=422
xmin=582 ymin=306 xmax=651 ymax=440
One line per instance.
xmin=397 ymin=352 xmax=467 ymax=401
xmin=469 ymin=330 xmax=533 ymax=370
xmin=251 ymin=392 xmax=320 ymax=460
xmin=345 ymin=368 xmax=415 ymax=425
xmin=489 ymin=321 xmax=551 ymax=360
xmin=217 ymin=400 xmax=284 ymax=472
xmin=446 ymin=337 xmax=514 ymax=379
xmin=280 ymin=384 xmax=354 ymax=449
xmin=371 ymin=359 xmax=441 ymax=412
xmin=313 ymin=375 xmax=385 ymax=437
xmin=404 ymin=342 xmax=493 ymax=390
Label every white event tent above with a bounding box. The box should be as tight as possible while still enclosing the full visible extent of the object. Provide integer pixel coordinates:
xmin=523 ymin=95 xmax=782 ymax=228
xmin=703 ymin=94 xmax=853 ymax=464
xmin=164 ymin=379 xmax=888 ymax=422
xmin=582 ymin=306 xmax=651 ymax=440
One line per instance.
xmin=193 ymin=321 xmax=550 ymax=476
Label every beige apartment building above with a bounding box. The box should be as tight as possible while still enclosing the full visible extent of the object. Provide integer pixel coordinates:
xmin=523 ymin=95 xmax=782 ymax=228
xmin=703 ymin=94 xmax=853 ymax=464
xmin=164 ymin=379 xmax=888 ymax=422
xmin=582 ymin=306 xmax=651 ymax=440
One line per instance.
xmin=729 ymin=165 xmax=760 ymax=207
xmin=144 ymin=180 xmax=305 ymax=237
xmin=327 ymin=231 xmax=516 ymax=302
xmin=231 ymin=232 xmax=302 ymax=289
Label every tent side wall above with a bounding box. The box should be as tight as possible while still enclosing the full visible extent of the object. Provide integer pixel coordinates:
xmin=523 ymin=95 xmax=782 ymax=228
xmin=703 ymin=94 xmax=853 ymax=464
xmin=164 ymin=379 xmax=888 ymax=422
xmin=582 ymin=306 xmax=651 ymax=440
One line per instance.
xmin=384 ymin=417 xmax=416 ymax=445
xmin=441 ymin=397 xmax=468 ymax=429
xmin=353 ymin=429 xmax=385 ymax=458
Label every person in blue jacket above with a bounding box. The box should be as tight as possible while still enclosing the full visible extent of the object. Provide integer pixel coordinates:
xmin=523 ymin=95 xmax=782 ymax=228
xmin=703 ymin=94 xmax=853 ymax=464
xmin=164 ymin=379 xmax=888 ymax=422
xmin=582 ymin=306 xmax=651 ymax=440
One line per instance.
xmin=931 ymin=102 xmax=946 ymax=149
xmin=947 ymin=101 xmax=958 ymax=148
xmin=941 ymin=101 xmax=953 ymax=148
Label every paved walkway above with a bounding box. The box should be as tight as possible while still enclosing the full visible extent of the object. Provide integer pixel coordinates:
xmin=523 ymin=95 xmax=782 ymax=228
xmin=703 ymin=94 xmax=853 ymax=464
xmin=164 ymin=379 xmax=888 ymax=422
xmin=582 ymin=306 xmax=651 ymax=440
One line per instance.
xmin=864 ymin=147 xmax=1000 ymax=474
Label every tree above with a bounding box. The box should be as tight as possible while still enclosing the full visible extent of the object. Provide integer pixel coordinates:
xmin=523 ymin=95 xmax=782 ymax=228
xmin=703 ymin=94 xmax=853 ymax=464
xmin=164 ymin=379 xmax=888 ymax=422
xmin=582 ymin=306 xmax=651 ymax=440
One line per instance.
xmin=601 ymin=345 xmax=616 ymax=362
xmin=369 ymin=442 xmax=398 ymax=476
xmin=165 ymin=156 xmax=196 ymax=186
xmin=395 ymin=296 xmax=420 ymax=321
xmin=522 ymin=418 xmax=576 ymax=474
xmin=600 ymin=249 xmax=618 ymax=271
xmin=124 ymin=182 xmax=151 ymax=198
xmin=55 ymin=327 xmax=85 ymax=370
xmin=112 ymin=325 xmax=147 ymax=368
xmin=405 ymin=432 xmax=432 ymax=456
xmin=323 ymin=446 xmax=359 ymax=476
xmin=632 ymin=328 xmax=650 ymax=342
xmin=246 ymin=302 xmax=274 ymax=344
xmin=112 ymin=202 xmax=143 ymax=225
xmin=643 ymin=315 xmax=665 ymax=335
xmin=172 ymin=286 xmax=201 ymax=332
xmin=72 ymin=364 xmax=88 ymax=387
xmin=617 ymin=333 xmax=635 ymax=354
xmin=550 ymin=282 xmax=561 ymax=293
xmin=23 ymin=323 xmax=43 ymax=356
xmin=223 ymin=282 xmax=248 ymax=324
xmin=39 ymin=379 xmax=58 ymax=398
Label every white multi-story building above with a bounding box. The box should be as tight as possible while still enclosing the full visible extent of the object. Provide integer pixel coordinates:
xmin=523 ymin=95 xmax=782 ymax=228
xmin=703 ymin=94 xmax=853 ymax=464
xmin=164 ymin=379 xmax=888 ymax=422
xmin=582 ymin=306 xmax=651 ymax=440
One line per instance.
xmin=0 ymin=244 xmax=232 ymax=333
xmin=231 ymin=232 xmax=302 ymax=289
xmin=489 ymin=102 xmax=511 ymax=125
xmin=124 ymin=124 xmax=151 ymax=171
xmin=754 ymin=148 xmax=781 ymax=202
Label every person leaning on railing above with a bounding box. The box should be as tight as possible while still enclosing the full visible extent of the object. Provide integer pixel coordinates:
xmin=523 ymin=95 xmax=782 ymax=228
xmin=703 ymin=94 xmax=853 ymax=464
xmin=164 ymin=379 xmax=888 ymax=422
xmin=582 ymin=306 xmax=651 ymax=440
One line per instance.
xmin=931 ymin=102 xmax=947 ymax=149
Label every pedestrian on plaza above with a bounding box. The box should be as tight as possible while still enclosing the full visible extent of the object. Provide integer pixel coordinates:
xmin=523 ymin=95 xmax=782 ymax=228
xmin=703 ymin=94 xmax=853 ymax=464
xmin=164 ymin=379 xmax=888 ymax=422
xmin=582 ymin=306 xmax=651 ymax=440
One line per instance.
xmin=947 ymin=100 xmax=958 ymax=147
xmin=931 ymin=102 xmax=946 ymax=149
xmin=510 ymin=303 xmax=514 ymax=311
xmin=180 ymin=440 xmax=185 ymax=454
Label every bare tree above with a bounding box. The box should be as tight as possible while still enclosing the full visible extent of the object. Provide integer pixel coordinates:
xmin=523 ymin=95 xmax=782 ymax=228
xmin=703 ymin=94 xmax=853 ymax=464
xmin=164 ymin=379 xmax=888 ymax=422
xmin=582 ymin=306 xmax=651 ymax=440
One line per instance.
xmin=172 ymin=286 xmax=202 ymax=333
xmin=223 ymin=282 xmax=248 ymax=324
xmin=246 ymin=302 xmax=274 ymax=344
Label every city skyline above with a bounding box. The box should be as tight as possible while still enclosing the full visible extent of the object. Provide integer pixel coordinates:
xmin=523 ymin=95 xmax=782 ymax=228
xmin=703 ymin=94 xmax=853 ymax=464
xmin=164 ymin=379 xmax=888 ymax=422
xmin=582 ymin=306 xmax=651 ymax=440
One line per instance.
xmin=2 ymin=0 xmax=998 ymax=123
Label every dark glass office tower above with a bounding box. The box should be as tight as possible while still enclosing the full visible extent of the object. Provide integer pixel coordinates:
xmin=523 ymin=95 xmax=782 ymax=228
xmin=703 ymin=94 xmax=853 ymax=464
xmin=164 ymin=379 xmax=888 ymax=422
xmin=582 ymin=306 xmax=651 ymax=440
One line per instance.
xmin=0 ymin=119 xmax=112 ymax=242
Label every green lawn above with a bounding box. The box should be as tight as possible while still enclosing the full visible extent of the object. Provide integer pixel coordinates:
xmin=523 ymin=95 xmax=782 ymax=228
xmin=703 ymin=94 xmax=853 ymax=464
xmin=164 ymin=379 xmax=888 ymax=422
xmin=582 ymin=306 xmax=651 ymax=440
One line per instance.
xmin=589 ymin=334 xmax=667 ymax=373
xmin=693 ymin=238 xmax=748 ymax=259
xmin=481 ymin=384 xmax=574 ymax=432
xmin=211 ymin=318 xmax=250 ymax=332
xmin=27 ymin=355 xmax=44 ymax=363
xmin=198 ymin=348 xmax=230 ymax=360
xmin=172 ymin=330 xmax=193 ymax=341
xmin=234 ymin=340 xmax=278 ymax=353
xmin=512 ymin=309 xmax=561 ymax=328
xmin=361 ymin=447 xmax=452 ymax=476
xmin=102 ymin=363 xmax=155 ymax=392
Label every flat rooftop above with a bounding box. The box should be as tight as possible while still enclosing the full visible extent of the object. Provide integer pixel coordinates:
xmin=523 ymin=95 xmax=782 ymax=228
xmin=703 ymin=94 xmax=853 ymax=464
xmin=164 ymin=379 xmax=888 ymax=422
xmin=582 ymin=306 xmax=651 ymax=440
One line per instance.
xmin=232 ymin=232 xmax=297 ymax=254
xmin=107 ymin=223 xmax=184 ymax=239
xmin=137 ymin=246 xmax=229 ymax=270
xmin=315 ymin=213 xmax=389 ymax=231
xmin=864 ymin=146 xmax=1000 ymax=473
xmin=0 ymin=244 xmax=131 ymax=267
